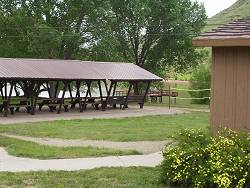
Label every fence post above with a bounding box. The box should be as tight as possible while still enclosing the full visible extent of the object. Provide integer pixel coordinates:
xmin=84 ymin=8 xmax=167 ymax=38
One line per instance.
xmin=168 ymin=85 xmax=171 ymax=109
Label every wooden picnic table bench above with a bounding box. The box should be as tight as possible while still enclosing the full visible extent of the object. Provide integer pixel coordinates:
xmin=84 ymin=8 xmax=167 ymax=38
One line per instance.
xmin=103 ymin=95 xmax=146 ymax=109
xmin=148 ymin=90 xmax=178 ymax=103
xmin=0 ymin=99 xmax=31 ymax=115
xmin=81 ymin=97 xmax=102 ymax=110
xmin=38 ymin=98 xmax=69 ymax=112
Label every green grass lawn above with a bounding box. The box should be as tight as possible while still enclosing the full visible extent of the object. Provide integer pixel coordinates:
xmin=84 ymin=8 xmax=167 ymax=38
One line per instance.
xmin=0 ymin=112 xmax=209 ymax=141
xmin=0 ymin=135 xmax=139 ymax=159
xmin=0 ymin=167 xmax=169 ymax=188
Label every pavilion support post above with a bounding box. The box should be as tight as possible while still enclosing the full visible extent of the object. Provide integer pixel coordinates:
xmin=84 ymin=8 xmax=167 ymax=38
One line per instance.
xmin=103 ymin=80 xmax=108 ymax=95
xmin=112 ymin=81 xmax=117 ymax=96
xmin=57 ymin=81 xmax=67 ymax=114
xmin=87 ymin=81 xmax=92 ymax=98
xmin=30 ymin=82 xmax=42 ymax=115
xmin=141 ymin=81 xmax=151 ymax=109
xmin=4 ymin=81 xmax=7 ymax=99
xmin=76 ymin=81 xmax=82 ymax=112
xmin=123 ymin=82 xmax=133 ymax=110
xmin=54 ymin=81 xmax=59 ymax=99
xmin=31 ymin=81 xmax=42 ymax=115
xmin=98 ymin=80 xmax=103 ymax=102
xmin=0 ymin=82 xmax=4 ymax=100
xmin=14 ymin=84 xmax=19 ymax=97
xmin=82 ymin=81 xmax=92 ymax=112
xmin=4 ymin=81 xmax=14 ymax=117
xmin=29 ymin=81 xmax=36 ymax=115
xmin=102 ymin=81 xmax=114 ymax=111
xmin=46 ymin=81 xmax=52 ymax=98
xmin=68 ymin=82 xmax=74 ymax=105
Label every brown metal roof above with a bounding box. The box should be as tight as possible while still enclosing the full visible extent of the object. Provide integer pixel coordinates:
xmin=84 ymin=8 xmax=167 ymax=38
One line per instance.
xmin=0 ymin=58 xmax=162 ymax=81
xmin=193 ymin=17 xmax=250 ymax=47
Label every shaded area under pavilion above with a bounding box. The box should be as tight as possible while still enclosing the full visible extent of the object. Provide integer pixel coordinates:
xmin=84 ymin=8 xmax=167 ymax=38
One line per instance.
xmin=0 ymin=58 xmax=162 ymax=117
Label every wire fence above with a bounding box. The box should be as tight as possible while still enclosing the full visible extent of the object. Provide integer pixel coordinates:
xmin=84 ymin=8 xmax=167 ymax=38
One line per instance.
xmin=148 ymin=86 xmax=211 ymax=109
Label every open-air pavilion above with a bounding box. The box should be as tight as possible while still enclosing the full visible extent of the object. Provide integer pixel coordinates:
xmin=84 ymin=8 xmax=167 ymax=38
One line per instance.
xmin=0 ymin=58 xmax=162 ymax=117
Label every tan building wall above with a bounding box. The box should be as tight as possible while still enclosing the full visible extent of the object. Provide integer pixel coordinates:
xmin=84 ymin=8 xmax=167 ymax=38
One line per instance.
xmin=211 ymin=47 xmax=250 ymax=132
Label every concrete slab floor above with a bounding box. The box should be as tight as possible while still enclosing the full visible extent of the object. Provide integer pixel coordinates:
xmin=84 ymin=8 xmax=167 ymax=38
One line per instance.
xmin=0 ymin=106 xmax=185 ymax=124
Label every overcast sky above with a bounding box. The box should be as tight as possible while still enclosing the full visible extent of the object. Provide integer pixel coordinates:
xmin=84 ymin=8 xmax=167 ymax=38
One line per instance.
xmin=195 ymin=0 xmax=238 ymax=17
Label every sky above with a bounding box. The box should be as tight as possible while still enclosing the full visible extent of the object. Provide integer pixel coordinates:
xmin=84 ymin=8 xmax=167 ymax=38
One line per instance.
xmin=195 ymin=0 xmax=238 ymax=17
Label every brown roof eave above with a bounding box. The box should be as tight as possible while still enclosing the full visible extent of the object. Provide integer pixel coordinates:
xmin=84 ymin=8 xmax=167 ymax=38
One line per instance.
xmin=193 ymin=37 xmax=250 ymax=47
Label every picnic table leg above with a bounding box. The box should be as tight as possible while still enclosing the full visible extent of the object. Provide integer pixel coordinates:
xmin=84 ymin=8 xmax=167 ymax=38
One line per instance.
xmin=57 ymin=81 xmax=67 ymax=114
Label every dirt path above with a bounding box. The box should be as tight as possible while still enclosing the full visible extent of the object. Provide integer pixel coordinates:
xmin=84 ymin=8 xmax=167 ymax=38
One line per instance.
xmin=1 ymin=134 xmax=173 ymax=154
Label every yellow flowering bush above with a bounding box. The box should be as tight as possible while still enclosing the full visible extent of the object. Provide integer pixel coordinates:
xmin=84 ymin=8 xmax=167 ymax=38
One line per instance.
xmin=161 ymin=129 xmax=250 ymax=187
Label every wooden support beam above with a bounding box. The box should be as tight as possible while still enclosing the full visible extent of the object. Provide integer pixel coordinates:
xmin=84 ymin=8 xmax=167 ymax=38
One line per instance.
xmin=112 ymin=81 xmax=117 ymax=96
xmin=76 ymin=81 xmax=82 ymax=112
xmin=30 ymin=81 xmax=42 ymax=115
xmin=14 ymin=84 xmax=19 ymax=97
xmin=98 ymin=80 xmax=103 ymax=102
xmin=103 ymin=80 xmax=108 ymax=95
xmin=54 ymin=81 xmax=59 ymax=99
xmin=87 ymin=81 xmax=92 ymax=98
xmin=141 ymin=81 xmax=151 ymax=109
xmin=4 ymin=82 xmax=14 ymax=117
xmin=0 ymin=82 xmax=4 ymax=100
xmin=82 ymin=81 xmax=92 ymax=112
xmin=68 ymin=82 xmax=74 ymax=106
xmin=4 ymin=81 xmax=7 ymax=100
xmin=57 ymin=81 xmax=67 ymax=114
xmin=123 ymin=82 xmax=133 ymax=109
xmin=46 ymin=82 xmax=52 ymax=98
xmin=102 ymin=81 xmax=114 ymax=111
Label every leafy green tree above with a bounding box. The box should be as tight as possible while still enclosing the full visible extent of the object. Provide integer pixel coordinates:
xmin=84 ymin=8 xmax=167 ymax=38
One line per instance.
xmin=90 ymin=0 xmax=206 ymax=76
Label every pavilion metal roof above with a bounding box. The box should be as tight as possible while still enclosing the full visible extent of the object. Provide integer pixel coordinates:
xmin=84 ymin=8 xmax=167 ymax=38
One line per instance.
xmin=0 ymin=58 xmax=162 ymax=81
xmin=193 ymin=17 xmax=250 ymax=47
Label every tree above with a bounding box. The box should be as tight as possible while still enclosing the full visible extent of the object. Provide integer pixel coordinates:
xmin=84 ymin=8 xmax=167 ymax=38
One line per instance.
xmin=90 ymin=0 xmax=206 ymax=76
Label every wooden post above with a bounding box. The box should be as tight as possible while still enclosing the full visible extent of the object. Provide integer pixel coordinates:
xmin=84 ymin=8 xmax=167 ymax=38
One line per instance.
xmin=68 ymin=82 xmax=74 ymax=105
xmin=76 ymin=81 xmax=82 ymax=112
xmin=31 ymin=81 xmax=41 ymax=115
xmin=57 ymin=81 xmax=67 ymax=114
xmin=98 ymin=80 xmax=103 ymax=102
xmin=168 ymin=85 xmax=171 ymax=109
xmin=102 ymin=81 xmax=114 ymax=111
xmin=0 ymin=82 xmax=3 ymax=100
xmin=82 ymin=81 xmax=92 ymax=112
xmin=54 ymin=81 xmax=59 ymax=100
xmin=112 ymin=81 xmax=117 ymax=96
xmin=103 ymin=80 xmax=108 ymax=95
xmin=4 ymin=82 xmax=14 ymax=117
xmin=4 ymin=81 xmax=7 ymax=99
xmin=87 ymin=81 xmax=92 ymax=98
xmin=46 ymin=81 xmax=52 ymax=98
xmin=123 ymin=82 xmax=133 ymax=109
xmin=141 ymin=81 xmax=151 ymax=109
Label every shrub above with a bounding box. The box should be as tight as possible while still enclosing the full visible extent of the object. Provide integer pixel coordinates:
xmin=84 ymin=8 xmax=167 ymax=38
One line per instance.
xmin=161 ymin=129 xmax=250 ymax=188
xmin=189 ymin=63 xmax=211 ymax=105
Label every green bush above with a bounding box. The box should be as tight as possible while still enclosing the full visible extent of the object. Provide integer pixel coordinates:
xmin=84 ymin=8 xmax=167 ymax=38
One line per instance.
xmin=189 ymin=63 xmax=211 ymax=104
xmin=161 ymin=129 xmax=250 ymax=188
